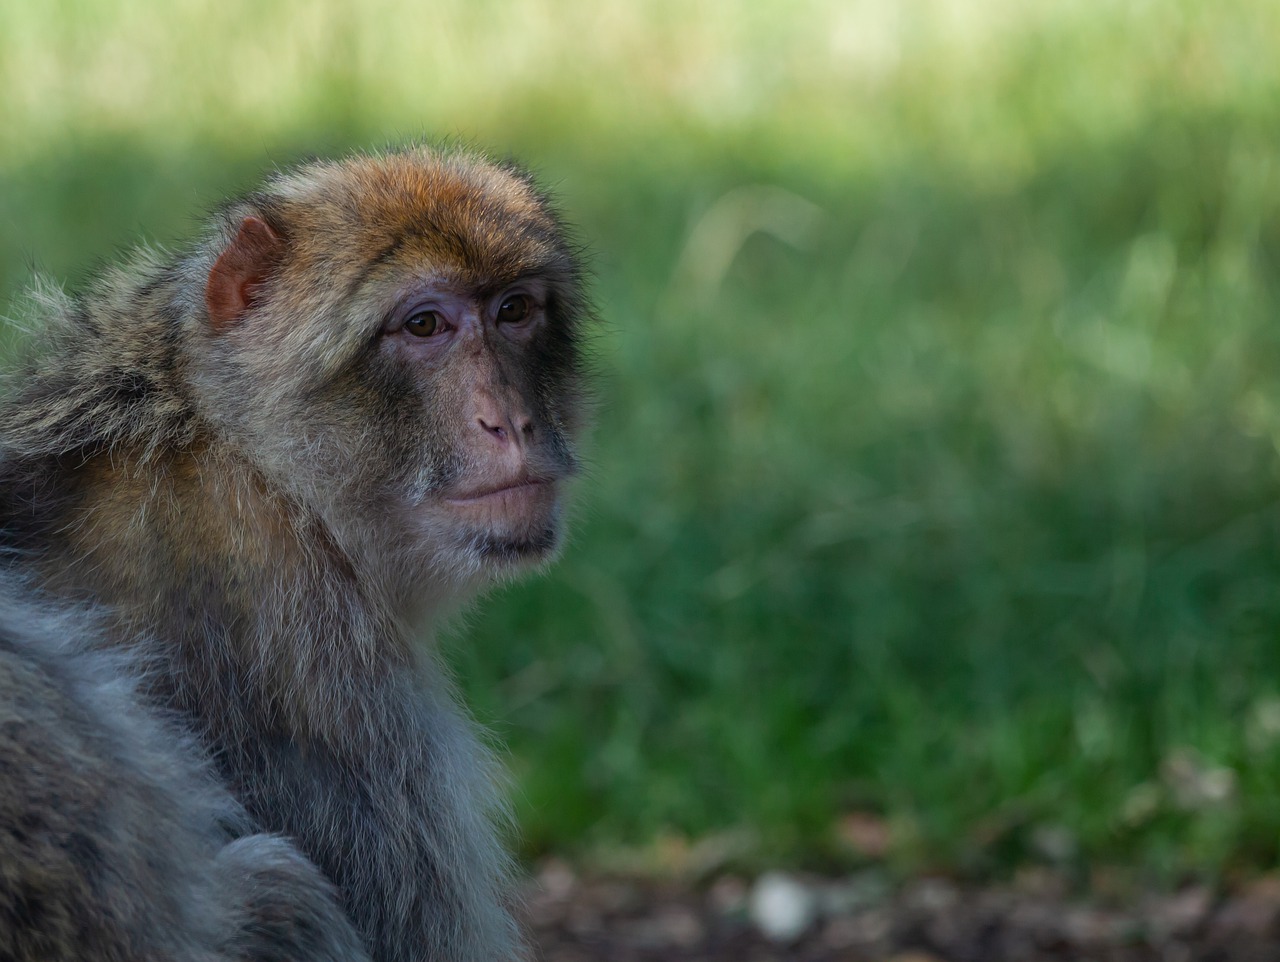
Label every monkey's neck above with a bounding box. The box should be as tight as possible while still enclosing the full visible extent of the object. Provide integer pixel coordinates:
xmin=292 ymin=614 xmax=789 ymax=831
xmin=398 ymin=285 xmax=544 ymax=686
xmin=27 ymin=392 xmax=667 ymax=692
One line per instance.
xmin=46 ymin=441 xmax=419 ymax=745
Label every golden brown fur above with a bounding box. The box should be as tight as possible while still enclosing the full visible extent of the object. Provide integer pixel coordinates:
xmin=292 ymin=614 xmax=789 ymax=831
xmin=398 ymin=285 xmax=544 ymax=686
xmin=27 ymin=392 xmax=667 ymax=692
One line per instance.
xmin=0 ymin=144 xmax=592 ymax=961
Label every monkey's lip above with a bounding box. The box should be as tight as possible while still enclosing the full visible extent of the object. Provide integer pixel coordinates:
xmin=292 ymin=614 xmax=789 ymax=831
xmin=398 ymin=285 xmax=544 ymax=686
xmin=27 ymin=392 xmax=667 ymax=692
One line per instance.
xmin=444 ymin=477 xmax=556 ymax=506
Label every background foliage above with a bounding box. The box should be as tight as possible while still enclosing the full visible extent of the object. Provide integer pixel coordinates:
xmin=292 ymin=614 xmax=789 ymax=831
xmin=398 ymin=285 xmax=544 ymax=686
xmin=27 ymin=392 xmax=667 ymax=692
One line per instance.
xmin=4 ymin=0 xmax=1280 ymax=883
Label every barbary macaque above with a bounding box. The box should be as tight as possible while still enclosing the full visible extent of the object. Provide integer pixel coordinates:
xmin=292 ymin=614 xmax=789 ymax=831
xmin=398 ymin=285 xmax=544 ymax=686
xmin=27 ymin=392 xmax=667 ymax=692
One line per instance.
xmin=0 ymin=145 xmax=592 ymax=961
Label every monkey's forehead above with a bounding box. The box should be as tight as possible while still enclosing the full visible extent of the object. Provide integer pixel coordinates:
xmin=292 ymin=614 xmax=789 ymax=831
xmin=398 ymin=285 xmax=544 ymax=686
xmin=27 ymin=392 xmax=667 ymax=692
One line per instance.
xmin=268 ymin=150 xmax=566 ymax=282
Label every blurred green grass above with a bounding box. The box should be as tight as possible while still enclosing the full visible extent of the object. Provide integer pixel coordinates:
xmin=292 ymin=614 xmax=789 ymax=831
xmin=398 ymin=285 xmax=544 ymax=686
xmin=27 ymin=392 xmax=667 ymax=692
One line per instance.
xmin=4 ymin=0 xmax=1280 ymax=882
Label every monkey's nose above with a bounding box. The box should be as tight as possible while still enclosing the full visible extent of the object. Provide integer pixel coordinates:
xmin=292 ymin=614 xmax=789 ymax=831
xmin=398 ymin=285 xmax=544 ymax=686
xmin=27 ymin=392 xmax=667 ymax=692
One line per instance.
xmin=477 ymin=414 xmax=534 ymax=446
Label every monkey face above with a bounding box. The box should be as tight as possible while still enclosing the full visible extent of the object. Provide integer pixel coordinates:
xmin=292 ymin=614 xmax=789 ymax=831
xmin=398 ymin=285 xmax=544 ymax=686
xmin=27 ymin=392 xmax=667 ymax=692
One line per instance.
xmin=365 ymin=271 xmax=581 ymax=570
xmin=195 ymin=147 xmax=590 ymax=585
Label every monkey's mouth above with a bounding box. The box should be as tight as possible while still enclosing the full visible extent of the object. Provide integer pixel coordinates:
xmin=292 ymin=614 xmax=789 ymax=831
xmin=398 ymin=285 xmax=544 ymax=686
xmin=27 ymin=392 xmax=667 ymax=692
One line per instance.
xmin=442 ymin=476 xmax=563 ymax=561
xmin=444 ymin=477 xmax=556 ymax=506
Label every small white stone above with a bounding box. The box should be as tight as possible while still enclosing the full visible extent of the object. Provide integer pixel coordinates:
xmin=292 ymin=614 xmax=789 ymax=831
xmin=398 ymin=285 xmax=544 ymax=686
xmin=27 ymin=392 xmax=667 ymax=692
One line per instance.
xmin=750 ymin=871 xmax=818 ymax=942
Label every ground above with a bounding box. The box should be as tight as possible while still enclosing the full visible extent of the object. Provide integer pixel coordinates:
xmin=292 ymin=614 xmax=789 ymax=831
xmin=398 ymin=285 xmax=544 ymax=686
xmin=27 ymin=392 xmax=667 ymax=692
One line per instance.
xmin=526 ymin=866 xmax=1280 ymax=962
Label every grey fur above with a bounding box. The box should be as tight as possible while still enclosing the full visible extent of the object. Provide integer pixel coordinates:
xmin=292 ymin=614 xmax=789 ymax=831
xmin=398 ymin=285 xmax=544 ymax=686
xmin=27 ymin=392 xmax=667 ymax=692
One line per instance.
xmin=0 ymin=583 xmax=369 ymax=961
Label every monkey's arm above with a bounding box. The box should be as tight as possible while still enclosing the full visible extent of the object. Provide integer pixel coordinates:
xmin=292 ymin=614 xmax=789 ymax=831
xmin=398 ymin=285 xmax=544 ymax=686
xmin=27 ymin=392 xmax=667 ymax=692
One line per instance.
xmin=0 ymin=583 xmax=368 ymax=962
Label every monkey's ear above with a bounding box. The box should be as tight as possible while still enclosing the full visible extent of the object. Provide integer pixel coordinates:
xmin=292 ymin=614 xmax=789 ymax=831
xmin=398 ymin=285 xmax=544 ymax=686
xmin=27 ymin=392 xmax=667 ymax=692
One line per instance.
xmin=205 ymin=216 xmax=286 ymax=331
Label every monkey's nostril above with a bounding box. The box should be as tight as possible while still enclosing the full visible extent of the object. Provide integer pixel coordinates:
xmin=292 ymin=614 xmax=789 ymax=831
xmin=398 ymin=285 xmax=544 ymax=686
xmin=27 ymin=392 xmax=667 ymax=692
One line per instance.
xmin=478 ymin=417 xmax=508 ymax=441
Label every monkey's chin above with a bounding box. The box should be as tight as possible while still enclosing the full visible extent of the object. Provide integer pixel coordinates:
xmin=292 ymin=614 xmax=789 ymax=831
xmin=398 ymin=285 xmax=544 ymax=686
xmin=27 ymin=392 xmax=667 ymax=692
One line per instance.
xmin=471 ymin=528 xmax=561 ymax=564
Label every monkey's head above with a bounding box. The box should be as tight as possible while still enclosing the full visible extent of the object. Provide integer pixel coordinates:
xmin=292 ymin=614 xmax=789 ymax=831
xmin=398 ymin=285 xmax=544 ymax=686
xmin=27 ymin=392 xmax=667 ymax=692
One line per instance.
xmin=190 ymin=147 xmax=591 ymax=598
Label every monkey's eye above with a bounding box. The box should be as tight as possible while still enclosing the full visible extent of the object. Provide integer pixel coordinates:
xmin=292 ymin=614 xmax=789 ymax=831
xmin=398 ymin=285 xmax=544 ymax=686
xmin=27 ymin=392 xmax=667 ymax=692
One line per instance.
xmin=496 ymin=294 xmax=532 ymax=325
xmin=404 ymin=310 xmax=443 ymax=337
